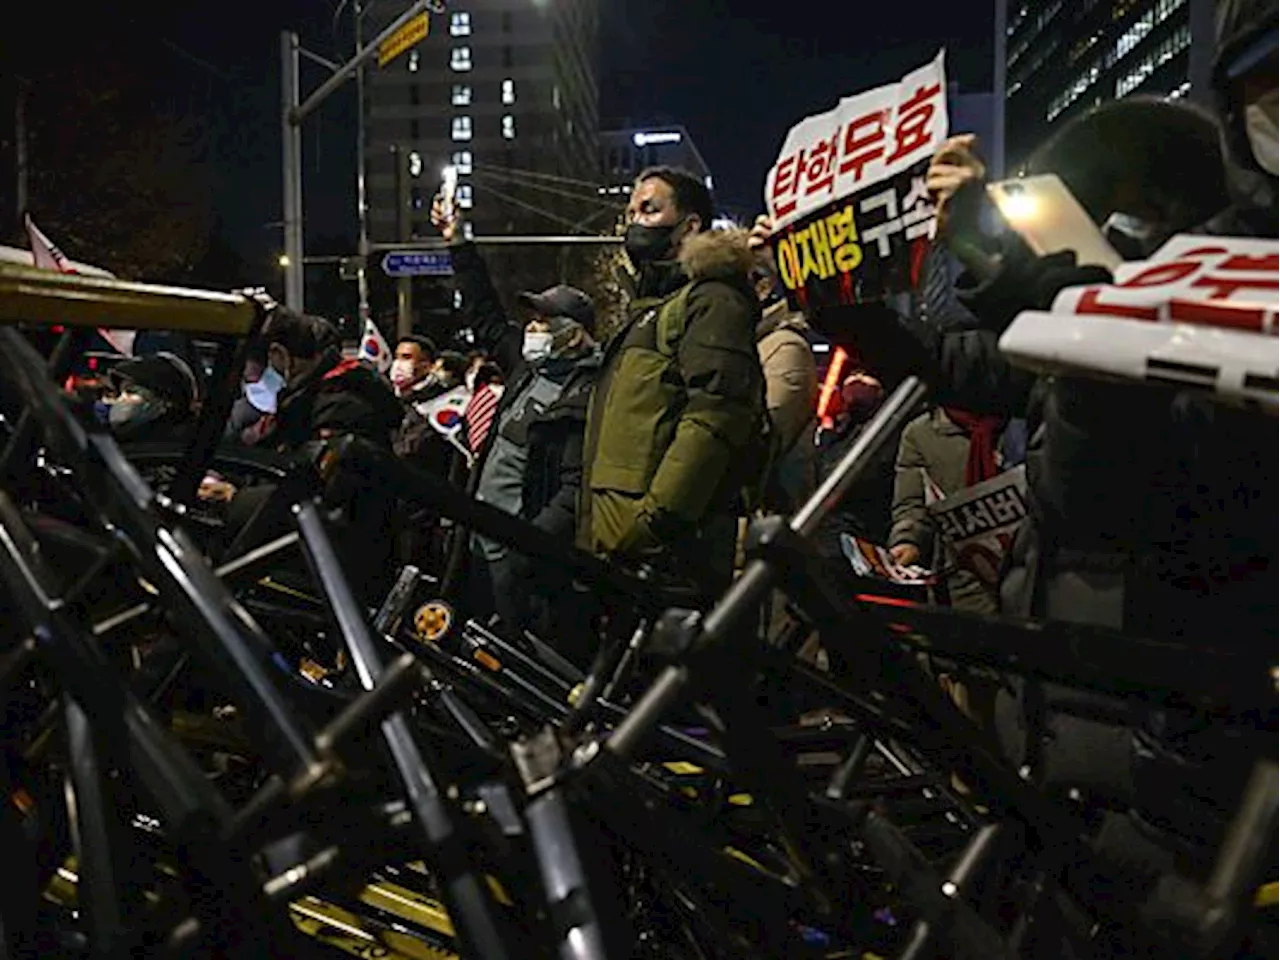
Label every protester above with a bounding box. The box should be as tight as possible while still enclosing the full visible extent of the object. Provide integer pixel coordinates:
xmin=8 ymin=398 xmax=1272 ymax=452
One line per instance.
xmin=389 ymin=334 xmax=437 ymax=399
xmin=578 ymin=166 xmax=767 ymax=597
xmin=255 ymin=309 xmax=403 ymax=453
xmin=813 ymin=372 xmax=898 ymax=552
xmin=102 ymin=350 xmax=198 ymax=445
xmin=392 ymin=346 xmax=467 ymax=465
xmin=225 ymin=343 xmax=284 ymax=446
xmin=1199 ymin=0 xmax=1277 ymax=234
xmin=888 ymin=406 xmax=1022 ymax=614
xmin=432 ymin=197 xmax=602 ymax=656
xmin=207 ymin=308 xmax=402 ymax=600
xmin=103 ymin=352 xmax=200 ymax=445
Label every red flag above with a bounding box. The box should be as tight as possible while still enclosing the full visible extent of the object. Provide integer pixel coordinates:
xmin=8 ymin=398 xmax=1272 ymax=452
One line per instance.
xmin=464 ymin=383 xmax=502 ymax=455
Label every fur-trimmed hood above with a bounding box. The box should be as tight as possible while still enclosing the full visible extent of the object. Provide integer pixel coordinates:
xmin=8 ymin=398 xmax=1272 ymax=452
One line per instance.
xmin=677 ymin=228 xmax=756 ymax=283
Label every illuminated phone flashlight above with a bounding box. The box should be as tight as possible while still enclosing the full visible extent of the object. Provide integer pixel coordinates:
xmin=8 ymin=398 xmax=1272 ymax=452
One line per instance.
xmin=996 ymin=181 xmax=1040 ymax=224
xmin=440 ymin=165 xmax=459 ymax=222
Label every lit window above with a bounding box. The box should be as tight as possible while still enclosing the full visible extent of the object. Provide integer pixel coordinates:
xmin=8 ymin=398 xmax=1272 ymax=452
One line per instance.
xmin=408 ymin=151 xmax=423 ymax=177
xmin=452 ymin=116 xmax=473 ymax=141
xmin=502 ymin=79 xmax=516 ymax=105
xmin=1114 ymin=25 xmax=1190 ymax=97
xmin=501 ymin=115 xmax=516 ymax=140
xmin=450 ymin=47 xmax=472 ymax=72
xmin=407 ymin=50 xmax=420 ymax=73
xmin=457 ymin=184 xmax=474 ymax=209
xmin=451 ymin=150 xmax=473 ymax=175
xmin=450 ymin=12 xmax=471 ymax=36
xmin=452 ymin=84 xmax=472 ymax=106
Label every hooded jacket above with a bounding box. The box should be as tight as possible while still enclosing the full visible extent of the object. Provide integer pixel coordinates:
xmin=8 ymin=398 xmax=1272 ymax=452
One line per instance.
xmin=1198 ymin=0 xmax=1278 ymax=235
xmin=577 ymin=228 xmax=766 ymax=587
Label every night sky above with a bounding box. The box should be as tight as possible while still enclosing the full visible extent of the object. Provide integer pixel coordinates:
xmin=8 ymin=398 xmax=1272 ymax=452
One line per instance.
xmin=36 ymin=1 xmax=994 ymax=271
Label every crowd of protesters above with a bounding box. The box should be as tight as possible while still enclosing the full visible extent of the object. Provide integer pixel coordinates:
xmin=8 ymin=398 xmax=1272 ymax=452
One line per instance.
xmin=81 ymin=0 xmax=1273 ymax=645
xmin=64 ymin=0 xmax=1276 ymax=929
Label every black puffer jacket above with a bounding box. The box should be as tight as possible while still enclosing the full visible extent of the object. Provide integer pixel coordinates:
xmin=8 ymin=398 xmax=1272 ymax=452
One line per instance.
xmin=268 ymin=348 xmax=404 ymax=453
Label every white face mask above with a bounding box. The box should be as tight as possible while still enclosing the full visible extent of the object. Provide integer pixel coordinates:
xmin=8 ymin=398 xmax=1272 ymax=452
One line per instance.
xmin=244 ymin=365 xmax=285 ymax=414
xmin=1246 ymin=89 xmax=1279 ymax=176
xmin=522 ymin=331 xmax=554 ymax=364
xmin=390 ymin=358 xmax=417 ymax=389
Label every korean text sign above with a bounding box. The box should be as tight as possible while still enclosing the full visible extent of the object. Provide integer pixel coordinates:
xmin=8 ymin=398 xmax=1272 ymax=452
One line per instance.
xmin=926 ymin=466 xmax=1028 ymax=589
xmin=764 ymin=50 xmax=949 ymax=311
xmin=999 ymin=235 xmax=1279 ymax=407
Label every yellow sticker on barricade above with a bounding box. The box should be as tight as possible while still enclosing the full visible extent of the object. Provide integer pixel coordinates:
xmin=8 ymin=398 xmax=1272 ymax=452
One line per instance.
xmin=290 ymin=896 xmax=457 ymax=960
xmin=1256 ymin=881 xmax=1278 ymax=907
xmin=662 ymin=761 xmax=704 ymax=776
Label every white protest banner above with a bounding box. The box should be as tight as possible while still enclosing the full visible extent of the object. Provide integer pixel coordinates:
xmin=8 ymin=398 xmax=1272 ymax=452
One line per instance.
xmin=999 ymin=235 xmax=1279 ymax=408
xmin=764 ymin=50 xmax=948 ymax=311
xmin=840 ymin=533 xmax=934 ymax=587
xmin=926 ymin=466 xmax=1028 ymax=588
xmin=1049 ymin=235 xmax=1279 ymax=335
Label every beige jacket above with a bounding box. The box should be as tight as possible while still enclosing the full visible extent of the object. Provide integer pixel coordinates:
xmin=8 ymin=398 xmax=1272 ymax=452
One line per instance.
xmin=756 ymin=300 xmax=817 ymax=460
xmin=890 ymin=408 xmax=997 ymax=615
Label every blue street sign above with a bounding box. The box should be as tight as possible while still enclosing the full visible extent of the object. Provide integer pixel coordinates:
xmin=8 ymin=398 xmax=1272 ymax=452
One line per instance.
xmin=381 ymin=250 xmax=454 ymax=278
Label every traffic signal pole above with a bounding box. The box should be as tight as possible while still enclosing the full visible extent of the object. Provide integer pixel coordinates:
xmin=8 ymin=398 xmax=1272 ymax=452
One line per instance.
xmin=279 ymin=0 xmax=435 ymax=313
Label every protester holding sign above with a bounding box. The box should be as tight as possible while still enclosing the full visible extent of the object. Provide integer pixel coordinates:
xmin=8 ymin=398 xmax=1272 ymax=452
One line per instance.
xmin=764 ymin=50 xmax=947 ymax=314
xmin=889 ymin=407 xmax=1024 ymax=615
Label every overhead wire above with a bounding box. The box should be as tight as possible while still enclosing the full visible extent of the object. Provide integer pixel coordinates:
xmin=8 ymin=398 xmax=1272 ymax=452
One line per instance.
xmin=468 ymin=181 xmax=601 ymax=234
xmin=470 ymin=164 xmax=616 ymax=192
xmin=469 ymin=168 xmax=625 ymax=211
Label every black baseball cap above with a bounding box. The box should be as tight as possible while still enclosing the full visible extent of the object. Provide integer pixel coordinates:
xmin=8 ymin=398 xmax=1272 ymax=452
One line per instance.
xmin=517 ymin=285 xmax=596 ymax=333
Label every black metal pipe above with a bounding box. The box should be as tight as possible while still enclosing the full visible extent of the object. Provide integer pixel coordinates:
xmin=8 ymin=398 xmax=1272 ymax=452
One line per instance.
xmin=295 ymin=501 xmax=517 ymax=960
xmin=606 ymin=377 xmax=927 ymax=761
xmin=170 ymin=305 xmax=264 ymax=506
xmin=0 ymin=329 xmax=324 ymax=781
xmin=526 ymin=785 xmax=632 ymax=960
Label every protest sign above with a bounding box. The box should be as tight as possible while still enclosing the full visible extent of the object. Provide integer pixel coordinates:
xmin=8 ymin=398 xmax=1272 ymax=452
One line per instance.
xmin=840 ymin=533 xmax=934 ymax=587
xmin=926 ymin=466 xmax=1028 ymax=588
xmin=764 ymin=50 xmax=948 ymax=311
xmin=1000 ymin=235 xmax=1279 ymax=408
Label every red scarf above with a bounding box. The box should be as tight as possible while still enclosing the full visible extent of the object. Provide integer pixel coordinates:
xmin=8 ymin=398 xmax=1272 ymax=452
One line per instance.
xmin=942 ymin=407 xmax=1006 ymax=486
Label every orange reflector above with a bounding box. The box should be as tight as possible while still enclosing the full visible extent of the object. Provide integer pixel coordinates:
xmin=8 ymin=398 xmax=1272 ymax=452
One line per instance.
xmin=816 ymin=347 xmax=848 ymax=425
xmin=854 ymin=593 xmax=919 ymax=609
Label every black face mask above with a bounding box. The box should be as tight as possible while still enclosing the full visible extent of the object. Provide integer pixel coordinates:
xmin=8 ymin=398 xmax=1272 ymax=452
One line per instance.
xmin=624 ymin=221 xmax=681 ymax=267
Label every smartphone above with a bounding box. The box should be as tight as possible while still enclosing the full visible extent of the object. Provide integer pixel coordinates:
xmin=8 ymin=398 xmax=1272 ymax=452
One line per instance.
xmin=440 ymin=165 xmax=459 ymax=223
xmin=987 ymin=175 xmax=1123 ymax=272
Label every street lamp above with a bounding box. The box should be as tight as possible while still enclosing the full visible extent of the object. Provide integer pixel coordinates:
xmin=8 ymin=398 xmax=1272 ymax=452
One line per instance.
xmin=278 ymin=254 xmax=291 ymax=268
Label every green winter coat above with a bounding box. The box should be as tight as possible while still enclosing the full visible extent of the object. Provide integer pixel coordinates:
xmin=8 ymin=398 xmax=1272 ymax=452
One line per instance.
xmin=577 ymin=229 xmax=766 ymax=591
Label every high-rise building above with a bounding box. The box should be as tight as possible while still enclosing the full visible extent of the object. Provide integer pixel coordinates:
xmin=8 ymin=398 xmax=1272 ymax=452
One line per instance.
xmin=598 ymin=125 xmax=714 ymax=195
xmin=362 ymin=0 xmax=600 ymax=245
xmin=996 ymin=0 xmax=1217 ymax=170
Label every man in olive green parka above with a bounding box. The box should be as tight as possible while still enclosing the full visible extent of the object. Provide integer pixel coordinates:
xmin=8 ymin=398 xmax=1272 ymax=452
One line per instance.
xmin=578 ymin=167 xmax=766 ymax=595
